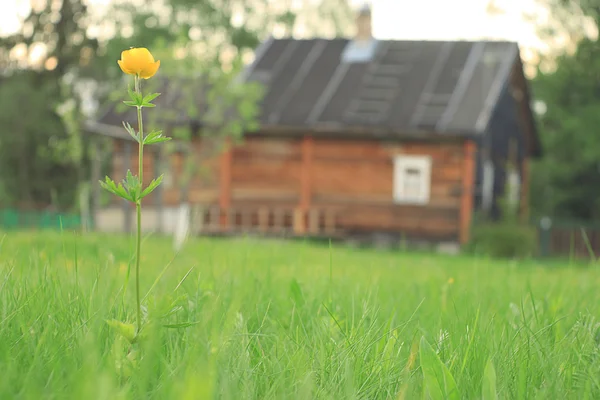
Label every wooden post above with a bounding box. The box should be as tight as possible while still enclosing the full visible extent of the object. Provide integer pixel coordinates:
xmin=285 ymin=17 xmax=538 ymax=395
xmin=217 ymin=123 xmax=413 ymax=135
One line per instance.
xmin=219 ymin=140 xmax=232 ymax=229
xmin=274 ymin=208 xmax=284 ymax=233
xmin=210 ymin=206 xmax=219 ymax=232
xmin=308 ymin=209 xmax=319 ymax=234
xmin=295 ymin=135 xmax=314 ymax=235
xmin=258 ymin=208 xmax=269 ymax=233
xmin=325 ymin=210 xmax=335 ymax=234
xmin=520 ymin=158 xmax=530 ymax=221
xmin=459 ymin=140 xmax=476 ymax=245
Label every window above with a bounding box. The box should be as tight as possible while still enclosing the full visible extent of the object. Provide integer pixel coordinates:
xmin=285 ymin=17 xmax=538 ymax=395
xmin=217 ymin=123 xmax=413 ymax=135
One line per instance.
xmin=393 ymin=155 xmax=432 ymax=205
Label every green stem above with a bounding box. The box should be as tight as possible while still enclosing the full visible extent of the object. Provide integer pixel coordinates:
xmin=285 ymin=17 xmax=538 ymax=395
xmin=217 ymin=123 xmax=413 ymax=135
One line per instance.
xmin=135 ymin=75 xmax=144 ymax=334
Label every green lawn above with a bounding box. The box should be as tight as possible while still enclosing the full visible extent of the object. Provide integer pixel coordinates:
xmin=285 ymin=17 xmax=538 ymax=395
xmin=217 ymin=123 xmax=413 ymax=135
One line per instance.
xmin=1 ymin=230 xmax=599 ymax=399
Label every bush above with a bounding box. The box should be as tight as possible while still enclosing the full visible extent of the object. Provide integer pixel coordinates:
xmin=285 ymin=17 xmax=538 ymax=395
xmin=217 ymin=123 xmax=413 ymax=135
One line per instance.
xmin=469 ymin=222 xmax=538 ymax=259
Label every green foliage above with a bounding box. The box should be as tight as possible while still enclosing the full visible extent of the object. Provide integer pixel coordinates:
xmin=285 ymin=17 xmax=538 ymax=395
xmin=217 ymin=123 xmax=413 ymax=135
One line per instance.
xmin=482 ymin=359 xmax=498 ymax=400
xmin=143 ymin=131 xmax=171 ymax=145
xmin=124 ymin=88 xmax=161 ymax=109
xmin=529 ymin=0 xmax=600 ymax=221
xmin=122 ymin=122 xmax=139 ymax=141
xmin=0 ymin=72 xmax=80 ymax=207
xmin=470 ymin=221 xmax=538 ymax=259
xmin=471 ymin=164 xmax=538 ymax=259
xmin=2 ymin=231 xmax=600 ymax=398
xmin=99 ymin=176 xmax=132 ymax=202
xmin=419 ymin=337 xmax=460 ymax=400
xmin=530 ymin=40 xmax=600 ymax=220
xmin=141 ymin=175 xmax=165 ymax=198
xmin=98 ymin=0 xmax=353 ymax=200
xmin=106 ymin=319 xmax=137 ymax=344
xmin=0 ymin=0 xmax=102 ymax=210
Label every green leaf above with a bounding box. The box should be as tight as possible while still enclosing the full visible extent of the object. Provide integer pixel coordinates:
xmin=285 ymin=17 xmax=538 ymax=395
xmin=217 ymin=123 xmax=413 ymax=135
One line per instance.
xmin=419 ymin=336 xmax=460 ymax=400
xmin=127 ymin=86 xmax=143 ymax=105
xmin=143 ymin=92 xmax=161 ymax=103
xmin=289 ymin=278 xmax=305 ymax=306
xmin=163 ymin=321 xmax=201 ymax=329
xmin=99 ymin=177 xmax=132 ymax=202
xmin=482 ymin=359 xmax=498 ymax=400
xmin=144 ymin=130 xmax=171 ymax=145
xmin=122 ymin=121 xmax=139 ymax=142
xmin=123 ymin=100 xmax=138 ymax=107
xmin=141 ymin=92 xmax=161 ymax=108
xmin=124 ymin=170 xmax=141 ymax=202
xmin=127 ymin=86 xmax=136 ymax=102
xmin=140 ymin=174 xmax=164 ymax=198
xmin=106 ymin=319 xmax=137 ymax=344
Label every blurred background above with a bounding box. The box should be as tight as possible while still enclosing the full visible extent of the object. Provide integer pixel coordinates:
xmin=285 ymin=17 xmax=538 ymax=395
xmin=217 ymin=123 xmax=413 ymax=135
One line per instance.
xmin=0 ymin=0 xmax=599 ymax=258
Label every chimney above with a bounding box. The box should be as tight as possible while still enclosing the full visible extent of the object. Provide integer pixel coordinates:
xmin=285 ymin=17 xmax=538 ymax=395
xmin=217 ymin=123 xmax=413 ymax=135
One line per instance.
xmin=356 ymin=3 xmax=372 ymax=41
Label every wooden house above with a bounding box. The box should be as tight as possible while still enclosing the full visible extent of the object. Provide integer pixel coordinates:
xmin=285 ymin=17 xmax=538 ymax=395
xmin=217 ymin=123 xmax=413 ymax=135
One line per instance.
xmin=86 ymin=6 xmax=541 ymax=249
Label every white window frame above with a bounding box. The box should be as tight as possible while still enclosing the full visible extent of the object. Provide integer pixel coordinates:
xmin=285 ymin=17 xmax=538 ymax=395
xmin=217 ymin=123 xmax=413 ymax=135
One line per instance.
xmin=393 ymin=155 xmax=432 ymax=205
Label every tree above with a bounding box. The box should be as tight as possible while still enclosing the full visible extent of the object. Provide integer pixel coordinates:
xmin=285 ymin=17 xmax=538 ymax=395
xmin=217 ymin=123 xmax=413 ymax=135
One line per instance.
xmin=96 ymin=0 xmax=354 ymax=241
xmin=527 ymin=0 xmax=600 ymax=220
xmin=0 ymin=0 xmax=100 ymax=210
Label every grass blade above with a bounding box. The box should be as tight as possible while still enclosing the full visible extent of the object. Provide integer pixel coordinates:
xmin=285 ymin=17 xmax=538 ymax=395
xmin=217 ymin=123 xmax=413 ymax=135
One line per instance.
xmin=419 ymin=336 xmax=460 ymax=400
xmin=482 ymin=358 xmax=498 ymax=400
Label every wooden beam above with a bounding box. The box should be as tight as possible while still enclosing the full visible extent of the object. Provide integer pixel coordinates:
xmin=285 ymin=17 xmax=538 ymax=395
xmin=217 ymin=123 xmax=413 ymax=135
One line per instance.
xmin=219 ymin=140 xmax=232 ymax=228
xmin=258 ymin=207 xmax=269 ymax=233
xmin=459 ymin=140 xmax=476 ymax=245
xmin=300 ymin=135 xmax=314 ymax=210
xmin=295 ymin=135 xmax=314 ymax=234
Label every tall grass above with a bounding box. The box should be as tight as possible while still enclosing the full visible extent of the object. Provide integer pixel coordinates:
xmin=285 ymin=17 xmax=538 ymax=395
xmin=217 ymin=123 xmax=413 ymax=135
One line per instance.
xmin=0 ymin=230 xmax=599 ymax=399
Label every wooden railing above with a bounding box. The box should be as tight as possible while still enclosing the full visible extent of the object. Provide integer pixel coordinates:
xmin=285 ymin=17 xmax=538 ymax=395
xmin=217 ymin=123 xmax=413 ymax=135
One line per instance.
xmin=189 ymin=205 xmax=341 ymax=237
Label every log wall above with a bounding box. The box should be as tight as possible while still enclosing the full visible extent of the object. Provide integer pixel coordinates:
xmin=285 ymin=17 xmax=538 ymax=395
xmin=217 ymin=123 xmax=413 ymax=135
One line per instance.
xmin=109 ymin=135 xmax=470 ymax=242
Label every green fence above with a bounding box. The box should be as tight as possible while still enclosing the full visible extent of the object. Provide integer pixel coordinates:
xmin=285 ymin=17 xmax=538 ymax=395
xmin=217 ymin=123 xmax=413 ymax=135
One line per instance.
xmin=0 ymin=209 xmax=87 ymax=230
xmin=536 ymin=217 xmax=600 ymax=259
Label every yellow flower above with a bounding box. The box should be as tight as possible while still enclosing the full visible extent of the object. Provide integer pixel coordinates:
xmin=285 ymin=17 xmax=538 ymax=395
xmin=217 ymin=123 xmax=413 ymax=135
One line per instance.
xmin=118 ymin=48 xmax=160 ymax=79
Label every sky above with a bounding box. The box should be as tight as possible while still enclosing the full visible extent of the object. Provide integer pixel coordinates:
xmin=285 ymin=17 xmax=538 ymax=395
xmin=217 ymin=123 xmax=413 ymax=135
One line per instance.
xmin=1 ymin=0 xmax=545 ymax=47
xmin=368 ymin=0 xmax=544 ymax=47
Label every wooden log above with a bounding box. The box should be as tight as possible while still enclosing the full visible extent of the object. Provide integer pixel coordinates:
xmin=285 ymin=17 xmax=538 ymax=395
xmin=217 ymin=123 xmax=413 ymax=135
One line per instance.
xmin=274 ymin=208 xmax=284 ymax=233
xmin=325 ymin=210 xmax=336 ymax=234
xmin=308 ymin=209 xmax=320 ymax=234
xmin=258 ymin=208 xmax=269 ymax=233
xmin=219 ymin=140 xmax=232 ymax=227
xmin=293 ymin=208 xmax=305 ymax=235
xmin=459 ymin=140 xmax=476 ymax=244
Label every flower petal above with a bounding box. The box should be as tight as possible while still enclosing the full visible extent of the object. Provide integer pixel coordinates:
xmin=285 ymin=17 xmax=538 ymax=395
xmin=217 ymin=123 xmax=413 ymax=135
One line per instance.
xmin=118 ymin=47 xmax=158 ymax=77
xmin=117 ymin=59 xmax=134 ymax=75
xmin=139 ymin=60 xmax=160 ymax=79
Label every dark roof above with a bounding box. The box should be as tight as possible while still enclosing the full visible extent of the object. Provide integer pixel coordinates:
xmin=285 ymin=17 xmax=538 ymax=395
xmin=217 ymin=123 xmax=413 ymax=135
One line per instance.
xmin=88 ymin=36 xmax=539 ymax=155
xmin=246 ymin=38 xmax=520 ymax=135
